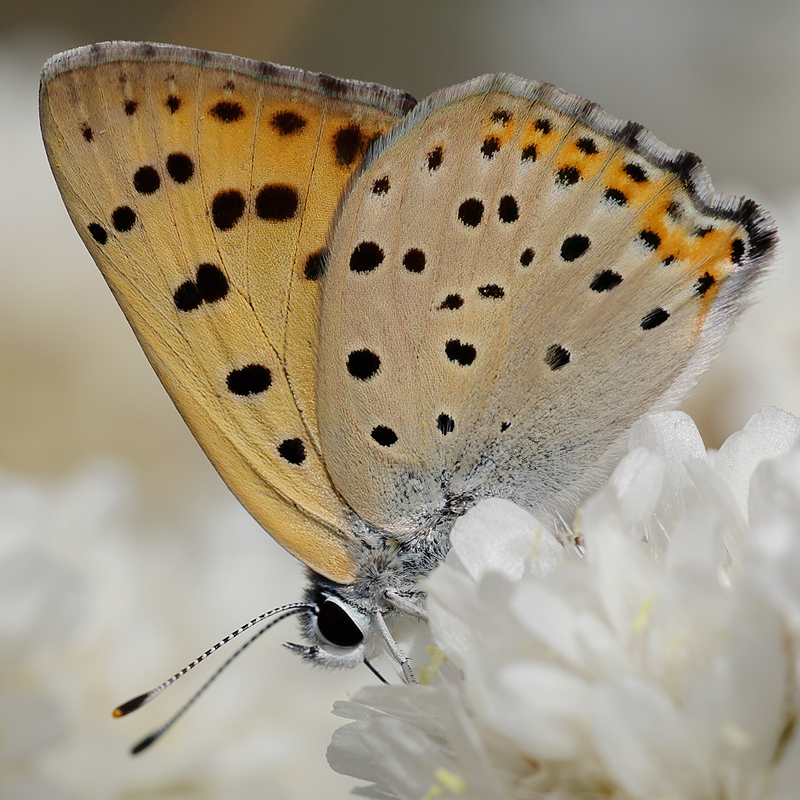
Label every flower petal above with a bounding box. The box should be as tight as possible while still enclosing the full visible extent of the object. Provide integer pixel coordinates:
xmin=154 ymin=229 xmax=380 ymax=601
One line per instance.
xmin=484 ymin=661 xmax=591 ymax=760
xmin=449 ymin=498 xmax=561 ymax=582
xmin=591 ymin=677 xmax=708 ymax=799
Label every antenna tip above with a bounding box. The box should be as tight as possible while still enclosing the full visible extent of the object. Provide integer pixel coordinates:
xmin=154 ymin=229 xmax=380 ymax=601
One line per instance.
xmin=113 ymin=692 xmax=149 ymax=717
xmin=131 ymin=731 xmax=159 ymax=755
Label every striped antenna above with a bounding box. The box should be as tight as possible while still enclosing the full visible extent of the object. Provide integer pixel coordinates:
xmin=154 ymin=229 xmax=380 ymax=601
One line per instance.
xmin=128 ymin=608 xmax=305 ymax=754
xmin=114 ymin=603 xmax=314 ymax=719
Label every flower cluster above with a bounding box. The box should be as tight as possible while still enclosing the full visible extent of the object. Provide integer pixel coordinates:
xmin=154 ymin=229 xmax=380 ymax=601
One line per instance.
xmin=329 ymin=408 xmax=800 ymax=800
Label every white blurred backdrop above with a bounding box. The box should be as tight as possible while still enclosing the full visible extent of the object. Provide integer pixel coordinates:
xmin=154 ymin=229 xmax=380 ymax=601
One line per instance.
xmin=1 ymin=1 xmax=798 ymax=798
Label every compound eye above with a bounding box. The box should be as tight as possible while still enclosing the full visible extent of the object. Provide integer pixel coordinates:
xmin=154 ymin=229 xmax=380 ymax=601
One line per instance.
xmin=317 ymin=599 xmax=364 ymax=648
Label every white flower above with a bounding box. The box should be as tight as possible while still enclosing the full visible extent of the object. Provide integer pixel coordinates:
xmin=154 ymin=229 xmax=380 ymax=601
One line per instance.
xmin=329 ymin=408 xmax=800 ymax=800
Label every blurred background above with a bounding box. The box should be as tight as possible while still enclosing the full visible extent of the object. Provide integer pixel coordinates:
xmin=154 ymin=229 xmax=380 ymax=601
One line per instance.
xmin=1 ymin=1 xmax=799 ymax=798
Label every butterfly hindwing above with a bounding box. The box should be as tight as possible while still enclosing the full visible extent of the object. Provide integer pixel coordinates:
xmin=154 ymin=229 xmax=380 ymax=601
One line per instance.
xmin=40 ymin=42 xmax=415 ymax=582
xmin=318 ymin=75 xmax=777 ymax=533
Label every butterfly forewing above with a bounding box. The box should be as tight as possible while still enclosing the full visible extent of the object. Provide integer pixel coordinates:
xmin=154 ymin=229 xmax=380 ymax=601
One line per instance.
xmin=319 ymin=75 xmax=776 ymax=533
xmin=40 ymin=42 xmax=415 ymax=582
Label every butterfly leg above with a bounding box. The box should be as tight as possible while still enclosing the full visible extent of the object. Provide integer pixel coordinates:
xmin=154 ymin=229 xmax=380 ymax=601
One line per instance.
xmin=385 ymin=589 xmax=428 ymax=621
xmin=374 ymin=609 xmax=416 ymax=683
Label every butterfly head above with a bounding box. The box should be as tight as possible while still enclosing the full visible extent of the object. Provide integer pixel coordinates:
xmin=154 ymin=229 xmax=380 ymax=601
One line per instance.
xmin=288 ymin=582 xmax=375 ymax=669
xmin=290 ymin=569 xmax=423 ymax=680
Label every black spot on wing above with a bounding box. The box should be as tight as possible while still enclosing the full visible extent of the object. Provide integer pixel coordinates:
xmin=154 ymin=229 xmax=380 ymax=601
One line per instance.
xmin=556 ymin=166 xmax=580 ymax=186
xmin=604 ymin=188 xmax=628 ymax=206
xmin=478 ymin=284 xmax=504 ymax=299
xmin=498 ymin=195 xmax=519 ymax=223
xmin=371 ymin=426 xmax=397 ymax=446
xmin=437 ymin=414 xmax=455 ymax=435
xmin=88 ymin=223 xmax=107 ymax=244
xmin=112 ymin=206 xmax=136 ymax=232
xmin=481 ymin=137 xmax=501 ymax=159
xmin=211 ymin=190 xmax=245 ymax=230
xmin=666 ymin=201 xmax=683 ymax=221
xmin=271 ymin=111 xmax=306 ymax=135
xmin=350 ymin=242 xmax=384 ymax=273
xmin=458 ymin=199 xmax=484 ymax=227
xmin=347 ymin=349 xmax=380 ymax=380
xmin=227 ymin=365 xmax=271 ymax=395
xmin=210 ymin=100 xmax=244 ymax=122
xmin=372 ymin=176 xmax=390 ymax=195
xmin=545 ymin=344 xmax=570 ymax=370
xmin=438 ymin=294 xmax=463 ymax=310
xmin=133 ymin=166 xmax=160 ymax=195
xmin=304 ymin=250 xmax=327 ymax=280
xmin=173 ymin=281 xmax=201 ymax=312
xmin=427 ymin=146 xmax=443 ymax=171
xmin=255 ymin=184 xmax=299 ymax=221
xmin=174 ymin=263 xmax=229 ymax=311
xmin=278 ymin=438 xmax=306 ymax=464
xmin=403 ymin=249 xmax=426 ymax=273
xmin=195 ymin=263 xmax=228 ymax=303
xmin=590 ymin=270 xmax=622 ymax=292
xmin=695 ymin=272 xmax=715 ymax=296
xmin=641 ymin=308 xmax=670 ymax=330
xmin=333 ymin=125 xmax=363 ymax=166
xmin=560 ymin=235 xmax=590 ymax=261
xmin=575 ymin=137 xmax=598 ymax=154
xmin=623 ymin=162 xmax=648 ymax=183
xmin=638 ymin=230 xmax=661 ymax=251
xmin=166 ymin=153 xmax=194 ymax=184
xmin=445 ymin=340 xmax=476 ymax=366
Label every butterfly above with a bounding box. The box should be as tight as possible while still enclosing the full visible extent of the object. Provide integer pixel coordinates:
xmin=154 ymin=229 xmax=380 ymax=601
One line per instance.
xmin=40 ymin=41 xmax=776 ymax=682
